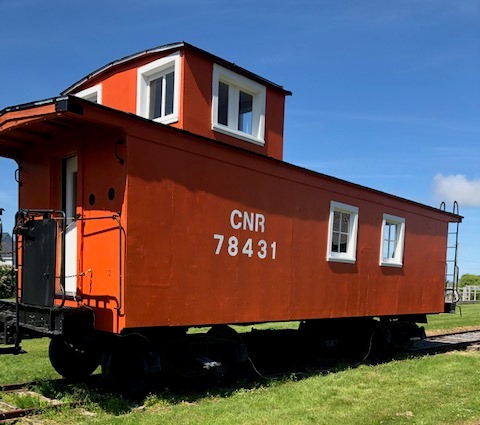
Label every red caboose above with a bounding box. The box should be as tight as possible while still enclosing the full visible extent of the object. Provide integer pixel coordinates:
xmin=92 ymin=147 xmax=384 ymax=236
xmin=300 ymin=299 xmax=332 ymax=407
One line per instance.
xmin=0 ymin=42 xmax=461 ymax=388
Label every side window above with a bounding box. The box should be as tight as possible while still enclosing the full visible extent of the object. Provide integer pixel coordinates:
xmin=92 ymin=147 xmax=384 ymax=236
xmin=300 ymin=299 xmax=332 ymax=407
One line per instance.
xmin=327 ymin=201 xmax=359 ymax=263
xmin=380 ymin=214 xmax=405 ymax=267
xmin=74 ymin=84 xmax=102 ymax=104
xmin=212 ymin=64 xmax=266 ymax=145
xmin=137 ymin=51 xmax=181 ymax=124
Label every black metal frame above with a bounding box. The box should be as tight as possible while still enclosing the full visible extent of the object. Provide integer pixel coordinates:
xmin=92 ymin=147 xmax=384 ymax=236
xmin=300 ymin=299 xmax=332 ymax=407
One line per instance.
xmin=0 ymin=210 xmax=67 ymax=353
xmin=15 ymin=209 xmax=67 ymax=305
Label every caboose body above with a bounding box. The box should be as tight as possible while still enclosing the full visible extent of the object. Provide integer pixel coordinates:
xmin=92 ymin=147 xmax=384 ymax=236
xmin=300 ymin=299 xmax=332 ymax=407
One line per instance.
xmin=0 ymin=42 xmax=461 ymax=387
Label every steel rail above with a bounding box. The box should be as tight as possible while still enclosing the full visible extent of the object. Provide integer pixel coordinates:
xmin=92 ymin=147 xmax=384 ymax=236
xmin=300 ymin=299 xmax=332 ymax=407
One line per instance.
xmin=0 ymin=401 xmax=83 ymax=422
xmin=0 ymin=382 xmax=82 ymax=422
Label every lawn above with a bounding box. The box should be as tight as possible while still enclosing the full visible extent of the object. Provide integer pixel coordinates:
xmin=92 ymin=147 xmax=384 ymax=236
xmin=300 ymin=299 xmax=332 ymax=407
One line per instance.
xmin=1 ymin=303 xmax=480 ymax=424
xmin=423 ymin=303 xmax=480 ymax=334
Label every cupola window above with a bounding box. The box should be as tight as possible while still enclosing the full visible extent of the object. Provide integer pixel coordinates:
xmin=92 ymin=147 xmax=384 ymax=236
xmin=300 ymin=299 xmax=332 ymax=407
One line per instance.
xmin=149 ymin=70 xmax=175 ymax=119
xmin=137 ymin=51 xmax=180 ymax=124
xmin=75 ymin=84 xmax=102 ymax=104
xmin=212 ymin=64 xmax=266 ymax=145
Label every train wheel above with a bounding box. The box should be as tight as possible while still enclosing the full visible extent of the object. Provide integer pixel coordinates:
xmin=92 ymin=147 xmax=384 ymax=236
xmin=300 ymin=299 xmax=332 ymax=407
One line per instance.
xmin=386 ymin=322 xmax=418 ymax=351
xmin=101 ymin=334 xmax=150 ymax=394
xmin=377 ymin=321 xmax=422 ymax=353
xmin=49 ymin=336 xmax=101 ymax=380
xmin=206 ymin=325 xmax=247 ymax=380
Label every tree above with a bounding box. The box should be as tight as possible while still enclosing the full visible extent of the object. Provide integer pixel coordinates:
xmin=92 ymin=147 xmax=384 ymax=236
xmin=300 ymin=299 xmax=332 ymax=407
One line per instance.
xmin=0 ymin=265 xmax=14 ymax=298
xmin=459 ymin=274 xmax=480 ymax=288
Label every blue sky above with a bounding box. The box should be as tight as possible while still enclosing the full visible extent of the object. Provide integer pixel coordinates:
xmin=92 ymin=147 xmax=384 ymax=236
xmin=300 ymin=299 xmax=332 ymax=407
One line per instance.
xmin=0 ymin=0 xmax=479 ymax=274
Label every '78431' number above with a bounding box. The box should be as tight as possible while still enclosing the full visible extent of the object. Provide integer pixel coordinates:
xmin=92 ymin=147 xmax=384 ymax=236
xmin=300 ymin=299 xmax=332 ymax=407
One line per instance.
xmin=213 ymin=234 xmax=277 ymax=260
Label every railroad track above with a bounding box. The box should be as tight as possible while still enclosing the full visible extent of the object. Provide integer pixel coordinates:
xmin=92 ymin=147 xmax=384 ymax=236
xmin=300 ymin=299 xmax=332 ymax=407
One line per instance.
xmin=249 ymin=329 xmax=480 ymax=381
xmin=1 ymin=330 xmax=480 ymax=422
xmin=412 ymin=329 xmax=480 ymax=353
xmin=0 ymin=380 xmax=82 ymax=422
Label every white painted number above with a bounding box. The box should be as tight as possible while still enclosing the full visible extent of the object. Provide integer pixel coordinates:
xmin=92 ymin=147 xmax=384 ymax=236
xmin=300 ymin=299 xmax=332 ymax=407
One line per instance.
xmin=228 ymin=236 xmax=239 ymax=256
xmin=213 ymin=234 xmax=277 ymax=260
xmin=213 ymin=234 xmax=224 ymax=255
xmin=213 ymin=209 xmax=278 ymax=260
xmin=258 ymin=240 xmax=267 ymax=259
xmin=271 ymin=241 xmax=277 ymax=260
xmin=242 ymin=238 xmax=254 ymax=257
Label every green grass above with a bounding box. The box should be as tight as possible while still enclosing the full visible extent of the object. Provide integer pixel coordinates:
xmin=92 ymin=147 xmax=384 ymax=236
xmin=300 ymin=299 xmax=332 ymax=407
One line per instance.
xmin=23 ymin=350 xmax=480 ymax=425
xmin=0 ymin=338 xmax=60 ymax=384
xmin=424 ymin=303 xmax=480 ymax=334
xmin=1 ymin=391 xmax=49 ymax=409
xmin=1 ymin=304 xmax=480 ymax=424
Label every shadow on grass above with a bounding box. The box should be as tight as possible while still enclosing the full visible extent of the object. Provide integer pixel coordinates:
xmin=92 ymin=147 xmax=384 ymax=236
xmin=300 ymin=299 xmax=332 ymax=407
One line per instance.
xmin=29 ymin=329 xmax=463 ymax=416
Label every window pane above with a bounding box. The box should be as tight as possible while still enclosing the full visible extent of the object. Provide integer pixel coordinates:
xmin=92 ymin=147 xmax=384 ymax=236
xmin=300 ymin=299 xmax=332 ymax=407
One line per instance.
xmin=238 ymin=90 xmax=253 ymax=134
xmin=339 ymin=233 xmax=348 ymax=253
xmin=165 ymin=71 xmax=174 ymax=116
xmin=333 ymin=211 xmax=340 ymax=231
xmin=341 ymin=213 xmax=350 ymax=233
xmin=332 ymin=231 xmax=340 ymax=253
xmin=218 ymin=82 xmax=229 ymax=126
xmin=331 ymin=210 xmax=352 ymax=254
xmin=84 ymin=93 xmax=98 ymax=103
xmin=389 ymin=241 xmax=396 ymax=257
xmin=383 ymin=222 xmax=398 ymax=259
xmin=382 ymin=242 xmax=389 ymax=259
xmin=149 ymin=77 xmax=163 ymax=119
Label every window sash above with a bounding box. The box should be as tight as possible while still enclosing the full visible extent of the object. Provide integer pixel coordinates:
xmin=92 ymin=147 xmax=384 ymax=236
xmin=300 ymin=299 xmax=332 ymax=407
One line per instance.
xmin=148 ymin=70 xmax=175 ymax=120
xmin=218 ymin=81 xmax=229 ymax=126
xmin=212 ymin=64 xmax=266 ymax=145
xmin=238 ymin=90 xmax=253 ymax=134
xmin=137 ymin=51 xmax=180 ymax=125
xmin=74 ymin=84 xmax=102 ymax=104
xmin=327 ymin=202 xmax=358 ymax=263
xmin=331 ymin=211 xmax=351 ymax=253
xmin=380 ymin=214 xmax=405 ymax=267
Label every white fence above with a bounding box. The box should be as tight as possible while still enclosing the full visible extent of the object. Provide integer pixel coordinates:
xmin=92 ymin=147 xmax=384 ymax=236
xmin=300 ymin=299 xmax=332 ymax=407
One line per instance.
xmin=460 ymin=286 xmax=480 ymax=302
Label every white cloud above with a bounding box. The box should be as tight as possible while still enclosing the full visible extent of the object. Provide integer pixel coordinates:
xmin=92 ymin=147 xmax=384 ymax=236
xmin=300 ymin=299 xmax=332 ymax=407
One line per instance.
xmin=433 ymin=174 xmax=480 ymax=207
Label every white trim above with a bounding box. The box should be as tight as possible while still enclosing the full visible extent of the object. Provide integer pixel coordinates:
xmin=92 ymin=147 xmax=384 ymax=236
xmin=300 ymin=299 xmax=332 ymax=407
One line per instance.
xmin=379 ymin=214 xmax=405 ymax=267
xmin=74 ymin=84 xmax=102 ymax=104
xmin=64 ymin=156 xmax=78 ymax=296
xmin=327 ymin=201 xmax=359 ymax=264
xmin=212 ymin=64 xmax=266 ymax=145
xmin=136 ymin=51 xmax=181 ymax=124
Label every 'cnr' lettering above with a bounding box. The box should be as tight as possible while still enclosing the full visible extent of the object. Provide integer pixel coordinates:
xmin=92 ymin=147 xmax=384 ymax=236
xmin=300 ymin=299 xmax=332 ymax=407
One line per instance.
xmin=230 ymin=209 xmax=265 ymax=233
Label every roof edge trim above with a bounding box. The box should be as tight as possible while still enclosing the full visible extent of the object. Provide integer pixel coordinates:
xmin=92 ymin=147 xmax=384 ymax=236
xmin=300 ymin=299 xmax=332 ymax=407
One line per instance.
xmin=0 ymin=96 xmax=69 ymax=116
xmin=61 ymin=41 xmax=292 ymax=96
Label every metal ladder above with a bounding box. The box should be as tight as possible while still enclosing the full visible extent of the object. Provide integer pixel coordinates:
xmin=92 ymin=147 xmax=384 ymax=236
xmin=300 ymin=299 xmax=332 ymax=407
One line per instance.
xmin=440 ymin=201 xmax=460 ymax=310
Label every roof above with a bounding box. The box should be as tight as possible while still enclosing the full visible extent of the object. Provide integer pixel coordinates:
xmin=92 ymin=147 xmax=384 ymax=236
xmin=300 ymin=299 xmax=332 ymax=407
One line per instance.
xmin=61 ymin=41 xmax=292 ymax=96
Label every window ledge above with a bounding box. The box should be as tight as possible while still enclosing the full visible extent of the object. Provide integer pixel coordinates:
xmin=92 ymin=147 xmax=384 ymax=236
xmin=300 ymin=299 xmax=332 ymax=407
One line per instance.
xmin=327 ymin=255 xmax=356 ymax=264
xmin=212 ymin=123 xmax=265 ymax=146
xmin=380 ymin=261 xmax=403 ymax=268
xmin=153 ymin=114 xmax=179 ymax=125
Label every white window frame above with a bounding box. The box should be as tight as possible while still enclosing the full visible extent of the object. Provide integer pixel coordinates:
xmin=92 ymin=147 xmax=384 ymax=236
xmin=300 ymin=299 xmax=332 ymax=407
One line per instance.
xmin=327 ymin=201 xmax=359 ymax=264
xmin=136 ymin=51 xmax=181 ymax=125
xmin=379 ymin=214 xmax=405 ymax=267
xmin=212 ymin=64 xmax=266 ymax=145
xmin=75 ymin=84 xmax=102 ymax=104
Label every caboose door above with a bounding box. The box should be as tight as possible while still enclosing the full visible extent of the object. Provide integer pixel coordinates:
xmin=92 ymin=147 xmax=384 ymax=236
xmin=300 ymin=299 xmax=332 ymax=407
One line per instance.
xmin=21 ymin=218 xmax=57 ymax=306
xmin=63 ymin=156 xmax=78 ymax=296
